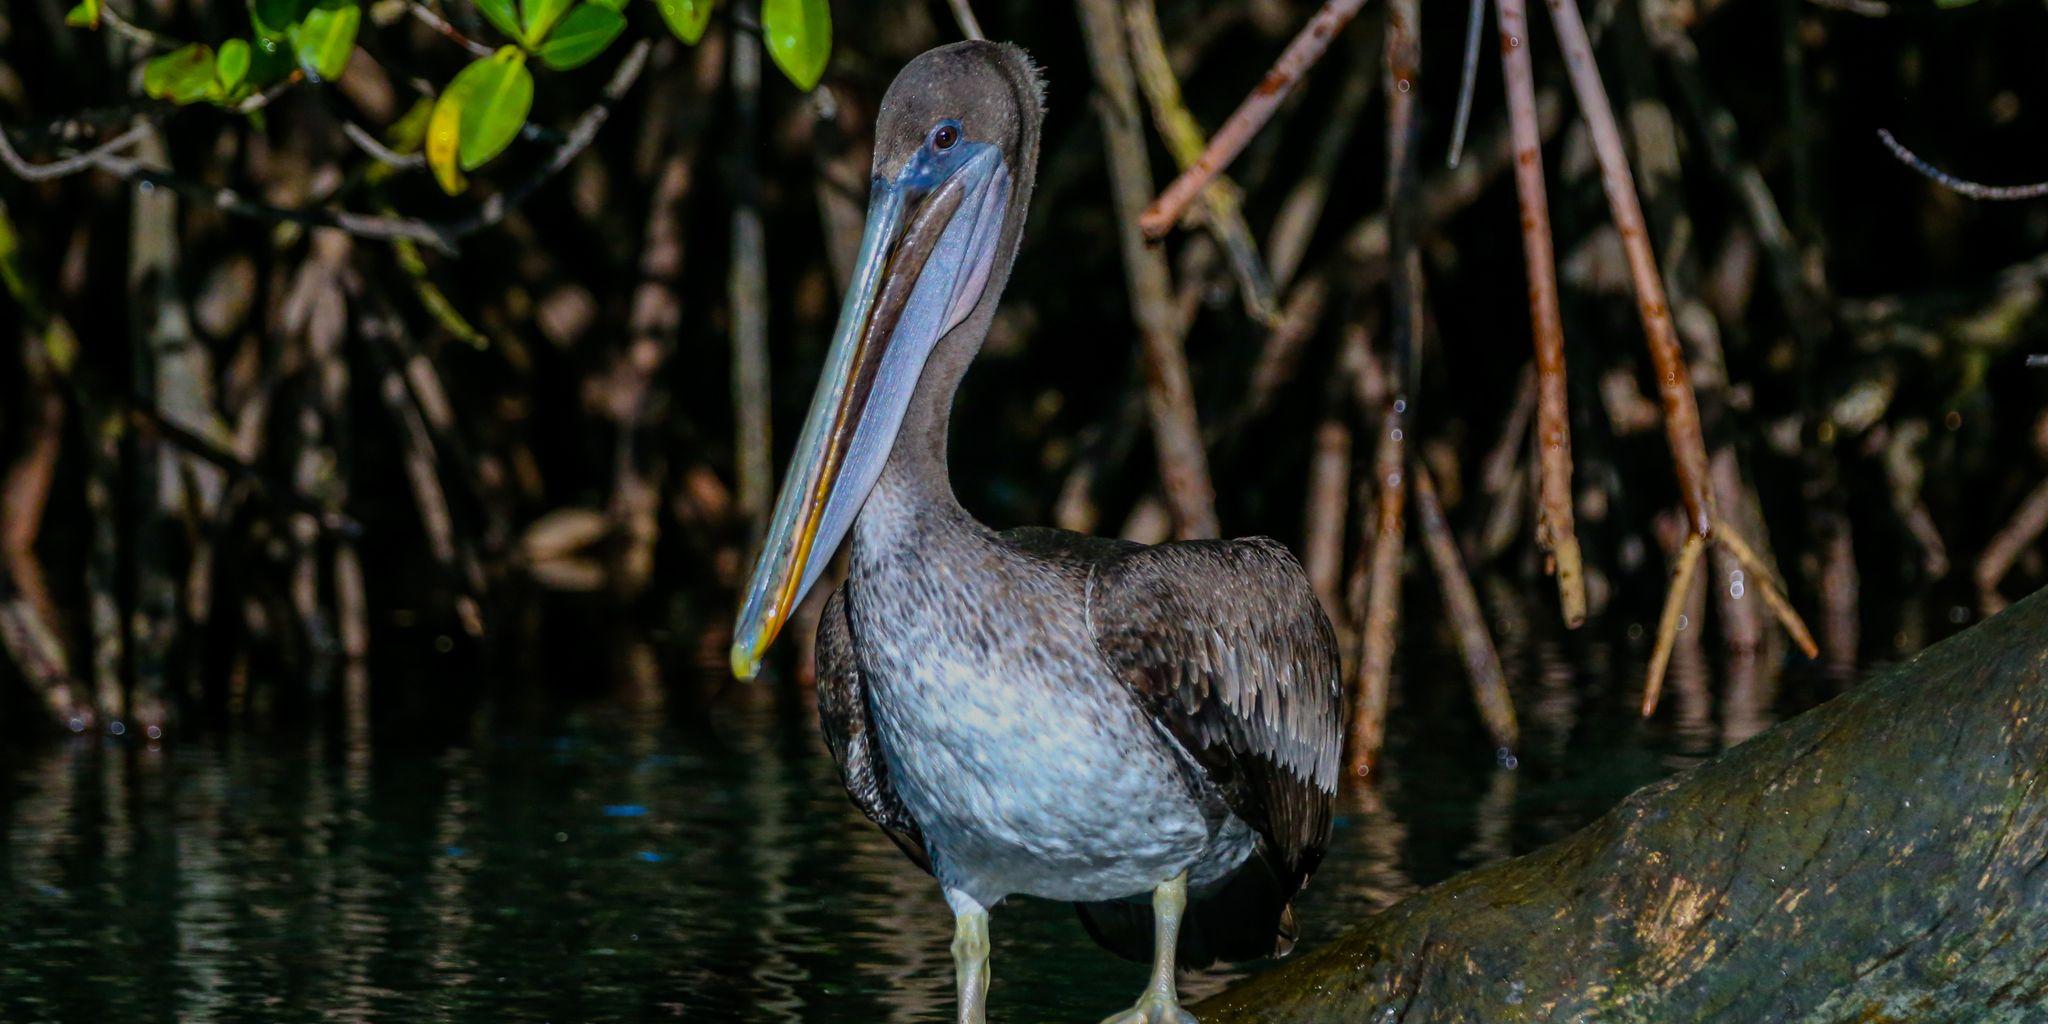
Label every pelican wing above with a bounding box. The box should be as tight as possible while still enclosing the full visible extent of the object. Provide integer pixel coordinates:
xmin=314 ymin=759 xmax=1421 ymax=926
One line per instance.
xmin=1087 ymin=537 xmax=1343 ymax=880
xmin=816 ymin=585 xmax=931 ymax=872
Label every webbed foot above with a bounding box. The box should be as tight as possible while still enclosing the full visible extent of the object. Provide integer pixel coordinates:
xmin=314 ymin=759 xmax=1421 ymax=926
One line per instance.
xmin=1096 ymin=990 xmax=1198 ymax=1024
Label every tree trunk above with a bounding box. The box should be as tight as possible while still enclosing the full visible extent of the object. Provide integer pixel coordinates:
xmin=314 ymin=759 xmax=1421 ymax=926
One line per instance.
xmin=1195 ymin=585 xmax=2048 ymax=1023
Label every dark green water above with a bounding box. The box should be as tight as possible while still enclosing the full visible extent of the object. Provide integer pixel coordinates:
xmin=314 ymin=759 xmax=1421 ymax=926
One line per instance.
xmin=0 ymin=631 xmax=1818 ymax=1023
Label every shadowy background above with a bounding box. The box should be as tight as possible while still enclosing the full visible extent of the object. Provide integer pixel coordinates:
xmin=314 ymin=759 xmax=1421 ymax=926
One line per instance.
xmin=3 ymin=2 xmax=2048 ymax=1021
xmin=0 ymin=0 xmax=2044 ymax=764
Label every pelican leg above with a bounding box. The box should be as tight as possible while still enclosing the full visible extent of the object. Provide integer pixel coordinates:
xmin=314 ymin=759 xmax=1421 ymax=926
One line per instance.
xmin=1097 ymin=871 xmax=1198 ymax=1024
xmin=947 ymin=888 xmax=992 ymax=1024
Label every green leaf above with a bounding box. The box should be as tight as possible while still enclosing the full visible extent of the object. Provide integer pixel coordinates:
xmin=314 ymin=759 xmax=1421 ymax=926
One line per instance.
xmin=472 ymin=0 xmax=522 ymax=40
xmin=216 ymin=39 xmax=253 ymax=91
xmin=536 ymin=3 xmax=623 ymax=69
xmin=655 ymin=0 xmax=712 ymax=44
xmin=761 ymin=0 xmax=829 ymax=91
xmin=455 ymin=47 xmax=533 ymax=170
xmin=249 ymin=0 xmax=308 ymax=40
xmin=587 ymin=0 xmax=624 ymax=9
xmin=65 ymin=0 xmax=102 ymax=29
xmin=518 ymin=0 xmax=574 ymax=45
xmin=426 ymin=77 xmax=471 ymax=194
xmin=143 ymin=45 xmax=219 ymax=104
xmin=288 ymin=0 xmax=361 ymax=81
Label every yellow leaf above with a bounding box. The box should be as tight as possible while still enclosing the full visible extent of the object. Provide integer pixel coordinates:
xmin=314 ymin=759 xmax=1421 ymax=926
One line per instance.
xmin=426 ymin=83 xmax=469 ymax=195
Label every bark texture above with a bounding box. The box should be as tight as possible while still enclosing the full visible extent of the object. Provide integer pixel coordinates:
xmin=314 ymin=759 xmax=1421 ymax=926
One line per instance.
xmin=1195 ymin=585 xmax=2048 ymax=1023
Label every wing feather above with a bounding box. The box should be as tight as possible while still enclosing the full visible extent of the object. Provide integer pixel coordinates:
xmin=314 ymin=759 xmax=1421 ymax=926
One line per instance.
xmin=1086 ymin=537 xmax=1343 ymax=882
xmin=816 ymin=585 xmax=931 ymax=872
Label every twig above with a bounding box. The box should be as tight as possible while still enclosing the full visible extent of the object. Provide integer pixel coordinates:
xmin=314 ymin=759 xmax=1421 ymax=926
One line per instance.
xmin=358 ymin=302 xmax=487 ymax=636
xmin=1877 ymin=128 xmax=2048 ymax=202
xmin=0 ymin=41 xmax=651 ymax=253
xmin=1212 ymin=273 xmax=1327 ymax=439
xmin=0 ymin=595 xmax=77 ymax=721
xmin=1706 ymin=449 xmax=1766 ymax=703
xmin=1545 ymin=0 xmax=1714 ymax=537
xmin=1479 ymin=364 xmax=1537 ymax=497
xmin=1642 ymin=531 xmax=1705 ymax=717
xmin=408 ymin=1 xmax=497 ymax=58
xmin=1976 ymin=476 xmax=2048 ymax=615
xmin=0 ymin=123 xmax=150 ymax=180
xmin=1336 ymin=323 xmax=1379 ymax=654
xmin=1412 ymin=459 xmax=1517 ymax=751
xmin=1447 ymin=0 xmax=1485 ymax=168
xmin=81 ymin=148 xmax=453 ymax=246
xmin=1346 ymin=400 xmax=1406 ymax=778
xmin=98 ymin=3 xmax=175 ymax=51
xmin=1500 ymin=0 xmax=1585 ymax=628
xmin=1123 ymin=0 xmax=1279 ymax=323
xmin=234 ymin=72 xmax=306 ymax=115
xmin=126 ymin=405 xmax=360 ymax=535
xmin=341 ymin=120 xmax=425 ymax=169
xmin=1303 ymin=416 xmax=1350 ymax=618
xmin=396 ymin=343 xmax=493 ymax=585
xmin=1383 ymin=0 xmax=1422 ymax=399
xmin=1715 ymin=518 xmax=1819 ymax=660
xmin=1 ymin=376 xmax=62 ymax=614
xmin=1814 ymin=513 xmax=1859 ymax=675
xmin=1901 ymin=499 xmax=1951 ymax=578
xmin=0 ymin=282 xmax=76 ymax=721
xmin=1119 ymin=493 xmax=1173 ymax=545
xmin=1077 ymin=0 xmax=1220 ymax=539
xmin=1551 ymin=0 xmax=1822 ymax=705
xmin=335 ymin=544 xmax=369 ymax=659
xmin=1808 ymin=0 xmax=1888 ymax=14
xmin=1873 ymin=422 xmax=1947 ymax=574
xmin=1139 ymin=0 xmax=1370 ymax=239
xmin=1479 ymin=456 xmax=1528 ymax=560
xmin=393 ymin=235 xmax=491 ymax=348
xmin=435 ymin=40 xmax=652 ymax=239
xmin=947 ymin=0 xmax=987 ymax=41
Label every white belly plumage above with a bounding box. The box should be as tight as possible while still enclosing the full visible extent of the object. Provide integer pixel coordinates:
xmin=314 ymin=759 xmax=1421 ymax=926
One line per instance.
xmin=862 ymin=626 xmax=1256 ymax=907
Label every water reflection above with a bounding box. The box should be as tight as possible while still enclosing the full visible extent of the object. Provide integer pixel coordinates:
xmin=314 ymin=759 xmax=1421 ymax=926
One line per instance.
xmin=1 ymin=631 xmax=1819 ymax=1023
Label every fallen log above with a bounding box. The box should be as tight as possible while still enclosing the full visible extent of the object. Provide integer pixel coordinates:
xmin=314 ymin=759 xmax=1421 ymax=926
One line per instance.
xmin=1196 ymin=585 xmax=2048 ymax=1023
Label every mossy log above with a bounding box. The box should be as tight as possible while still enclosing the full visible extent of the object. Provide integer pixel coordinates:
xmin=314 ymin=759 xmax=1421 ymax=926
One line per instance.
xmin=1196 ymin=586 xmax=2048 ymax=1023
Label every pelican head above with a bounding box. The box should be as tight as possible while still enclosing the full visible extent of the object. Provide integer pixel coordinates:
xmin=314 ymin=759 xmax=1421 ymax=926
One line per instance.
xmin=731 ymin=42 xmax=1043 ymax=680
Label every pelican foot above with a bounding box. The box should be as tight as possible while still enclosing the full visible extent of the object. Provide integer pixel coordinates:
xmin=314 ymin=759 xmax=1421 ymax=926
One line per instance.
xmin=1096 ymin=991 xmax=1198 ymax=1024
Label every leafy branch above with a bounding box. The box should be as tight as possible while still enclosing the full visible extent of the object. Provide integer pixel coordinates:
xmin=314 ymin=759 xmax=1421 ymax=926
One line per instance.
xmin=8 ymin=0 xmax=844 ymax=245
xmin=0 ymin=38 xmax=652 ymax=252
xmin=49 ymin=0 xmax=837 ymax=197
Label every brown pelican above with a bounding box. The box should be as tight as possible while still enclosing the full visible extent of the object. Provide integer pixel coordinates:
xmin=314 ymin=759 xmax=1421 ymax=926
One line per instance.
xmin=730 ymin=41 xmax=1343 ymax=1024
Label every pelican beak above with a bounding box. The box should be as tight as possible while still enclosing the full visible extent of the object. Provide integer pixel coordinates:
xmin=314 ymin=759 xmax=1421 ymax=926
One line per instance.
xmin=730 ymin=139 xmax=1011 ymax=680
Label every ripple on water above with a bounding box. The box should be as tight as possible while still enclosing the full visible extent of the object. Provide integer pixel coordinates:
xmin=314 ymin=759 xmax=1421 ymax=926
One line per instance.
xmin=0 ymin=640 xmax=1801 ymax=1022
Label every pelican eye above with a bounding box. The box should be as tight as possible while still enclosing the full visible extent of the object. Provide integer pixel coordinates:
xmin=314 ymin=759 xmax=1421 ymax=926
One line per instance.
xmin=932 ymin=123 xmax=960 ymax=151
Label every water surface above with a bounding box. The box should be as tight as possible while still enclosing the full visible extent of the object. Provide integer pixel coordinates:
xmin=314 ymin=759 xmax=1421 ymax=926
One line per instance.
xmin=0 ymin=630 xmax=1817 ymax=1023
